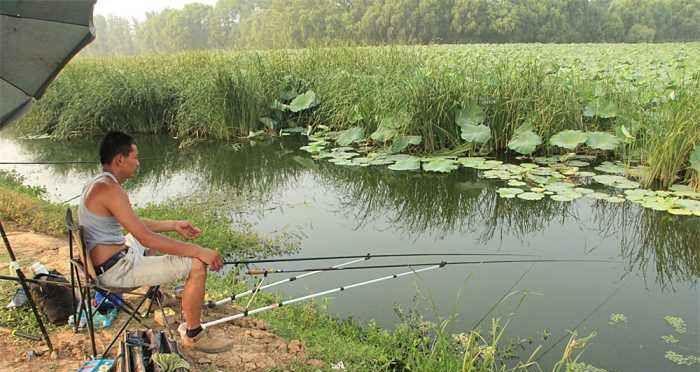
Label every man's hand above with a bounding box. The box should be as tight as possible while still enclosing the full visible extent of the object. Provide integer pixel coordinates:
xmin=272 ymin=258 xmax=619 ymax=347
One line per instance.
xmin=197 ymin=247 xmax=224 ymax=272
xmin=174 ymin=221 xmax=202 ymax=240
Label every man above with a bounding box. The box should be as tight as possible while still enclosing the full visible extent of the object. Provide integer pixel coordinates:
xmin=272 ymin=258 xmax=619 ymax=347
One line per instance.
xmin=79 ymin=131 xmax=232 ymax=353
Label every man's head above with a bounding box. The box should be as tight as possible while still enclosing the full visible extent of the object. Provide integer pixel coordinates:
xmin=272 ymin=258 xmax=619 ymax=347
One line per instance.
xmin=99 ymin=131 xmax=139 ymax=179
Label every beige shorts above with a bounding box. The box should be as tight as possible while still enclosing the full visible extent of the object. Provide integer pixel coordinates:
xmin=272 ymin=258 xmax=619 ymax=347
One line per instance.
xmin=97 ymin=234 xmax=193 ymax=288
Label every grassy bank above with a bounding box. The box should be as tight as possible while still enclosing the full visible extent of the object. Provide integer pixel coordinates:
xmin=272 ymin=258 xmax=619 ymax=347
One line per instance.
xmin=0 ymin=171 xmax=612 ymax=371
xmin=14 ymin=44 xmax=700 ymax=188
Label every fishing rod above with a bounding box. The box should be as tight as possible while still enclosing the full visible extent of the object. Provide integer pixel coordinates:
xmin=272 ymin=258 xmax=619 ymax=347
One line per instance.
xmin=0 ymin=157 xmax=162 ymax=165
xmin=206 ymin=256 xmax=370 ymax=308
xmin=202 ymin=264 xmax=442 ymax=329
xmin=246 ymin=259 xmax=621 ymax=276
xmin=224 ymin=252 xmax=538 ymax=266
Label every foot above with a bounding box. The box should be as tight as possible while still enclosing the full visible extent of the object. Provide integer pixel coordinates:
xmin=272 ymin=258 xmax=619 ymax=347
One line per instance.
xmin=178 ymin=324 xmax=233 ymax=353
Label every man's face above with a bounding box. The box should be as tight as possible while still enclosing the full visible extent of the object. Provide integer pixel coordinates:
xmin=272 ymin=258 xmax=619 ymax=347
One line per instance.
xmin=115 ymin=144 xmax=140 ymax=178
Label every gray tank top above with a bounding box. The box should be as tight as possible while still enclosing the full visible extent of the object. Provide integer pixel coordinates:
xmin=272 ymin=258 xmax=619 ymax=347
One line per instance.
xmin=78 ymin=172 xmax=126 ymax=252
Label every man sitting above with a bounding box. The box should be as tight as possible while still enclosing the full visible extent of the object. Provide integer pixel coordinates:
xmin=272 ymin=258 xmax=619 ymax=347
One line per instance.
xmin=79 ymin=131 xmax=232 ymax=353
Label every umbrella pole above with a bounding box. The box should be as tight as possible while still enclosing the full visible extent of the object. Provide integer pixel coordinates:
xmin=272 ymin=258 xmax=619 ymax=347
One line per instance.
xmin=0 ymin=221 xmax=53 ymax=351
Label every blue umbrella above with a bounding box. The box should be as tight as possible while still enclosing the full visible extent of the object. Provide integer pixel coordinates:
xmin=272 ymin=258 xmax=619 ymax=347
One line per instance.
xmin=0 ymin=0 xmax=96 ymax=128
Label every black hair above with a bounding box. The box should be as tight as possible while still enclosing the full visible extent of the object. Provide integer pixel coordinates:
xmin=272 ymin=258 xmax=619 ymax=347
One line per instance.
xmin=99 ymin=131 xmax=135 ymax=165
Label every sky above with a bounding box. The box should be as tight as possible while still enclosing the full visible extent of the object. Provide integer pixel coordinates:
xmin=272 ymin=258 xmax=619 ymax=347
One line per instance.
xmin=94 ymin=0 xmax=218 ymax=21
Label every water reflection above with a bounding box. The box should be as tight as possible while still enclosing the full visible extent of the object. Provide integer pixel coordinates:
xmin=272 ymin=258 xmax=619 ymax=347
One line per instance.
xmin=3 ymin=135 xmax=698 ymax=289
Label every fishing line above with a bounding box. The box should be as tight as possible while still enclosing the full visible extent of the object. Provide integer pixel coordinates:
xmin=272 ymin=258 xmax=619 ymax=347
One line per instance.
xmin=471 ymin=262 xmax=536 ymax=330
xmin=246 ymin=259 xmax=622 ymax=276
xmin=225 ymin=252 xmax=539 ymax=266
xmin=534 ymin=271 xmax=630 ymax=362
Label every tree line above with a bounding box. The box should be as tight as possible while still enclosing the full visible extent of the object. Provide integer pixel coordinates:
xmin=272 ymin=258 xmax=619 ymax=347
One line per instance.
xmin=85 ymin=0 xmax=699 ymax=55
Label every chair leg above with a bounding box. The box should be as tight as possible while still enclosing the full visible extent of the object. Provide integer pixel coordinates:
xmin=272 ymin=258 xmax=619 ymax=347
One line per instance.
xmin=83 ymin=284 xmax=98 ymax=358
xmin=102 ymin=286 xmax=159 ymax=358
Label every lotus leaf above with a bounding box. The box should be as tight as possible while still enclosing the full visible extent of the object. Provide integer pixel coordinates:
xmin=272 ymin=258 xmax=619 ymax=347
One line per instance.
xmin=458 ymin=157 xmax=486 ymax=168
xmin=533 ymin=156 xmax=559 ymax=165
xmin=423 ymin=158 xmax=459 ymax=173
xmin=472 ymin=160 xmax=503 ymax=170
xmin=386 ymin=154 xmax=415 ymax=162
xmin=336 ymin=127 xmax=365 ymax=146
xmin=691 ymin=145 xmax=700 ymax=173
xmin=574 ymin=187 xmax=595 ymax=195
xmin=388 ymin=157 xmax=421 ymax=171
xmin=370 ymin=117 xmax=400 ymax=143
xmin=390 ymin=135 xmax=422 ymax=154
xmin=587 ymin=192 xmax=612 ymax=200
xmin=550 ymin=130 xmax=589 ymax=150
xmin=369 ymin=158 xmax=395 ymax=166
xmin=508 ymin=180 xmax=527 ymax=187
xmin=456 ymin=104 xmax=485 ymax=127
xmin=520 ymin=163 xmax=538 ymax=169
xmin=508 ymin=130 xmax=542 ymax=155
xmin=289 ymin=90 xmax=319 ymax=113
xmin=566 ymin=160 xmax=590 ymax=167
xmin=551 ymin=193 xmax=581 ymax=202
xmin=594 ymin=161 xmax=625 ymax=175
xmin=330 ymin=151 xmax=359 ymax=160
xmin=545 ymin=182 xmax=576 ymax=193
xmin=669 ymin=184 xmax=692 ymax=192
xmin=676 ymin=199 xmax=700 ymax=212
xmin=526 ymin=174 xmax=549 ymax=185
xmin=586 ymin=132 xmax=621 ymax=150
xmin=668 ymin=208 xmax=692 ymax=216
xmin=460 ymin=124 xmax=491 ymax=144
xmin=641 ymin=200 xmax=673 ymax=211
xmin=300 ymin=142 xmax=326 ymax=153
xmin=329 ymin=158 xmax=353 ymax=165
xmin=332 ymin=147 xmax=355 ymax=153
xmin=500 ymin=164 xmax=525 ymax=174
xmin=583 ymin=99 xmax=618 ymax=118
xmin=531 ymin=187 xmax=545 ymax=193
xmin=517 ymin=192 xmax=545 ymax=201
xmin=593 ymin=175 xmax=639 ymax=189
xmin=497 ymin=187 xmax=524 ymax=198
xmin=483 ymin=170 xmax=512 ymax=179
xmin=530 ymin=167 xmax=555 ymax=176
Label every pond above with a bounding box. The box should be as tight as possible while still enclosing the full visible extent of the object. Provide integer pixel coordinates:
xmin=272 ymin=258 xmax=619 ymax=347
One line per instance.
xmin=1 ymin=133 xmax=697 ymax=371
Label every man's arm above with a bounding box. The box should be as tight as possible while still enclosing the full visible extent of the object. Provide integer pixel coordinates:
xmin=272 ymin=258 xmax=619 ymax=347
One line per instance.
xmin=100 ymin=184 xmax=222 ymax=270
xmin=142 ymin=219 xmax=176 ymax=233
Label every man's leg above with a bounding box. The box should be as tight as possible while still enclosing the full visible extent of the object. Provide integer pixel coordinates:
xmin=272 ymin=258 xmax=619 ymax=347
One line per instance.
xmin=181 ymin=258 xmax=206 ymax=329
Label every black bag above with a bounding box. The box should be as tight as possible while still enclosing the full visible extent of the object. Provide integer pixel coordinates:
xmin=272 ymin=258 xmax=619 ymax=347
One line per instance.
xmin=28 ymin=270 xmax=73 ymax=325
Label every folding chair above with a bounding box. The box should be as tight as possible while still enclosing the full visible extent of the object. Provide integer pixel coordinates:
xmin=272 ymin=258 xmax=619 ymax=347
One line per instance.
xmin=66 ymin=208 xmax=173 ymax=358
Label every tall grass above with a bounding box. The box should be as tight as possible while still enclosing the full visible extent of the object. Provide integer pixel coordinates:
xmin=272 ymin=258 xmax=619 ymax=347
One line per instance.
xmin=14 ymin=44 xmax=700 ymax=187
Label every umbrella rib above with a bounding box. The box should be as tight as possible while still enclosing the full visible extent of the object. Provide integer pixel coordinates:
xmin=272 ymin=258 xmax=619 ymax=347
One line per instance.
xmin=0 ymin=77 xmax=32 ymax=98
xmin=0 ymin=13 xmax=89 ymax=28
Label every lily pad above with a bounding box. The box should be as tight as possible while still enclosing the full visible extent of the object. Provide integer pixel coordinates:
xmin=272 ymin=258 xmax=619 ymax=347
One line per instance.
xmin=691 ymin=144 xmax=700 ymax=173
xmin=550 ymin=192 xmax=582 ymax=202
xmin=517 ymin=192 xmax=545 ymax=201
xmin=593 ymin=175 xmax=639 ymax=189
xmin=566 ymin=160 xmax=590 ymax=167
xmin=586 ymin=132 xmax=621 ymax=150
xmin=289 ymin=90 xmax=319 ymax=113
xmin=508 ymin=180 xmax=527 ymax=187
xmin=574 ymin=187 xmax=595 ymax=195
xmin=550 ymin=130 xmax=589 ymax=150
xmin=497 ymin=187 xmax=524 ymax=199
xmin=456 ymin=104 xmax=485 ymax=127
xmin=668 ymin=208 xmax=693 ymax=216
xmin=336 ymin=127 xmax=365 ymax=146
xmin=388 ymin=157 xmax=421 ymax=171
xmin=575 ymin=171 xmax=596 ymax=177
xmin=472 ymin=160 xmax=503 ymax=170
xmin=483 ymin=170 xmax=512 ymax=180
xmin=508 ymin=130 xmax=542 ymax=155
xmin=370 ymin=118 xmax=399 ymax=143
xmin=423 ymin=158 xmax=459 ymax=173
xmin=390 ymin=135 xmax=422 ymax=154
xmin=459 ymin=124 xmax=491 ymax=144
xmin=458 ymin=157 xmax=486 ymax=168
xmin=594 ymin=161 xmax=625 ymax=175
